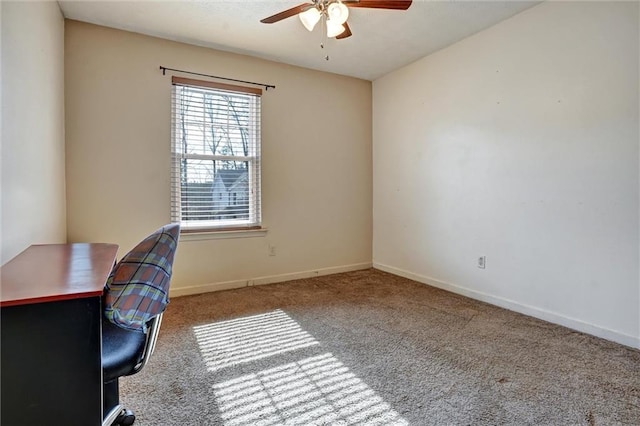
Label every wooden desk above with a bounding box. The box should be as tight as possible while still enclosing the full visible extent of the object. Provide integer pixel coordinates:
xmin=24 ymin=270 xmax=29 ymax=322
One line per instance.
xmin=1 ymin=243 xmax=118 ymax=426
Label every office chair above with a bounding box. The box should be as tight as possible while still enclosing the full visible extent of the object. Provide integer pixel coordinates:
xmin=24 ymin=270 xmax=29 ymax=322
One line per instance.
xmin=102 ymin=223 xmax=180 ymax=426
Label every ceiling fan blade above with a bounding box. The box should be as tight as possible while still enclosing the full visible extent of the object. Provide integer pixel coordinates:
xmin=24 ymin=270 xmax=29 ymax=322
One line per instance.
xmin=260 ymin=3 xmax=314 ymax=24
xmin=336 ymin=22 xmax=352 ymax=39
xmin=344 ymin=0 xmax=412 ymax=10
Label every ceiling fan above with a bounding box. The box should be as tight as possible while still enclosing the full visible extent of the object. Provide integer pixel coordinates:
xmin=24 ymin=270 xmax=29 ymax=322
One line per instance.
xmin=260 ymin=0 xmax=413 ymax=40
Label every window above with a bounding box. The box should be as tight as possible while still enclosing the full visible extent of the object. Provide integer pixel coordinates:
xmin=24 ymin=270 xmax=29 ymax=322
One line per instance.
xmin=171 ymin=77 xmax=261 ymax=231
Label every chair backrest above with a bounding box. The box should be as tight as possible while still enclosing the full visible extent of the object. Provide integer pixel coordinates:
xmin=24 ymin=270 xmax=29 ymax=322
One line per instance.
xmin=104 ymin=223 xmax=180 ymax=332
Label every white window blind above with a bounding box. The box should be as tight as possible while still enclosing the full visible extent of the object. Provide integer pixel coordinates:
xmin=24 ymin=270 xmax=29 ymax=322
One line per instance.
xmin=171 ymin=77 xmax=262 ymax=231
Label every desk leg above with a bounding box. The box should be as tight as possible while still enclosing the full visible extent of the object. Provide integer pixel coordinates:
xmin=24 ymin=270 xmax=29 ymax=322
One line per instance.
xmin=1 ymin=297 xmax=103 ymax=426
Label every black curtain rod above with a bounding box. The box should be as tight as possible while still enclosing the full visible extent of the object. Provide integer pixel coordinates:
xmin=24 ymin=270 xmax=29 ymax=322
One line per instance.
xmin=159 ymin=66 xmax=275 ymax=91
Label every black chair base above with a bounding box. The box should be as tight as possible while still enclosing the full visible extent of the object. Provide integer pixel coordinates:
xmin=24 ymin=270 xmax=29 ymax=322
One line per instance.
xmin=115 ymin=409 xmax=135 ymax=426
xmin=104 ymin=406 xmax=136 ymax=426
xmin=103 ymin=379 xmax=136 ymax=426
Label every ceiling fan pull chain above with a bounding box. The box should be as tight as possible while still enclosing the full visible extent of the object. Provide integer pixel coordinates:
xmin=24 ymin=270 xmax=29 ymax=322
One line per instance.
xmin=320 ymin=14 xmax=330 ymax=61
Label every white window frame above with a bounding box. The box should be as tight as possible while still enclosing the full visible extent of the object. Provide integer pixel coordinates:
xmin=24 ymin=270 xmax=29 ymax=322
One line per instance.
xmin=171 ymin=77 xmax=262 ymax=233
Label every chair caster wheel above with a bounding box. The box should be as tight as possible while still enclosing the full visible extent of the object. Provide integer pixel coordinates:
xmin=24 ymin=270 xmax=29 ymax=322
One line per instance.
xmin=115 ymin=409 xmax=135 ymax=426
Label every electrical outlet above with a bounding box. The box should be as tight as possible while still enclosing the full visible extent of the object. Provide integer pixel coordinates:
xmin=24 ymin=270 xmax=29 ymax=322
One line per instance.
xmin=477 ymin=256 xmax=486 ymax=269
xmin=268 ymin=245 xmax=276 ymax=256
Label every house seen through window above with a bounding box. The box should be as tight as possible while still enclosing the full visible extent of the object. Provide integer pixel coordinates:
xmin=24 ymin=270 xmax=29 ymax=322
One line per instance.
xmin=171 ymin=77 xmax=261 ymax=231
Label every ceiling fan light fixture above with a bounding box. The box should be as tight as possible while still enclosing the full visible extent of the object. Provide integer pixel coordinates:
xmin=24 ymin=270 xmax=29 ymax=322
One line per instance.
xmin=327 ymin=1 xmax=349 ymax=25
xmin=326 ymin=19 xmax=346 ymax=38
xmin=260 ymin=0 xmax=413 ymax=43
xmin=299 ymin=7 xmax=321 ymax=31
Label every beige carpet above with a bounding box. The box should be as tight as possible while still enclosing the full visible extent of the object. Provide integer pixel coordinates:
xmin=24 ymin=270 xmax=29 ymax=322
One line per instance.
xmin=121 ymin=269 xmax=640 ymax=425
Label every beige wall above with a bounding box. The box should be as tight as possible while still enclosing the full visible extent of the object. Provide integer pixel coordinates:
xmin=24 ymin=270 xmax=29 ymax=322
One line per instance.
xmin=1 ymin=1 xmax=67 ymax=265
xmin=373 ymin=1 xmax=639 ymax=347
xmin=65 ymin=21 xmax=372 ymax=293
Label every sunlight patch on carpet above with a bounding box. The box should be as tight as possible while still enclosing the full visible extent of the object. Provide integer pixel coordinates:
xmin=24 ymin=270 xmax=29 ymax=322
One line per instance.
xmin=212 ymin=353 xmax=408 ymax=426
xmin=193 ymin=310 xmax=319 ymax=371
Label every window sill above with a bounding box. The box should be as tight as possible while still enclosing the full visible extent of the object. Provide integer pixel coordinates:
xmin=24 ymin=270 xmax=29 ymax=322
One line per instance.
xmin=180 ymin=227 xmax=268 ymax=241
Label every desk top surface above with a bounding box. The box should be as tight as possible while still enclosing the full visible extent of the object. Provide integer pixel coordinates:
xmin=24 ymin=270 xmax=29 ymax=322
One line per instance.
xmin=0 ymin=243 xmax=119 ymax=307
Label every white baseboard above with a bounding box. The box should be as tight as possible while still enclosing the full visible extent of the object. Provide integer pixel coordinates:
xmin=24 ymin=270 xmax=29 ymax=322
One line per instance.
xmin=373 ymin=262 xmax=640 ymax=349
xmin=170 ymin=262 xmax=372 ymax=298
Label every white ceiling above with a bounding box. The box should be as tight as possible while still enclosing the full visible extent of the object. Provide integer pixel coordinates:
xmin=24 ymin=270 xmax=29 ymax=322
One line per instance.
xmin=58 ymin=0 xmax=541 ymax=81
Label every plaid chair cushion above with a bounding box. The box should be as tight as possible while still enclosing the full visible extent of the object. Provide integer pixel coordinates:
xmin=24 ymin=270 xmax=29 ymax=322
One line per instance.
xmin=104 ymin=223 xmax=180 ymax=332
